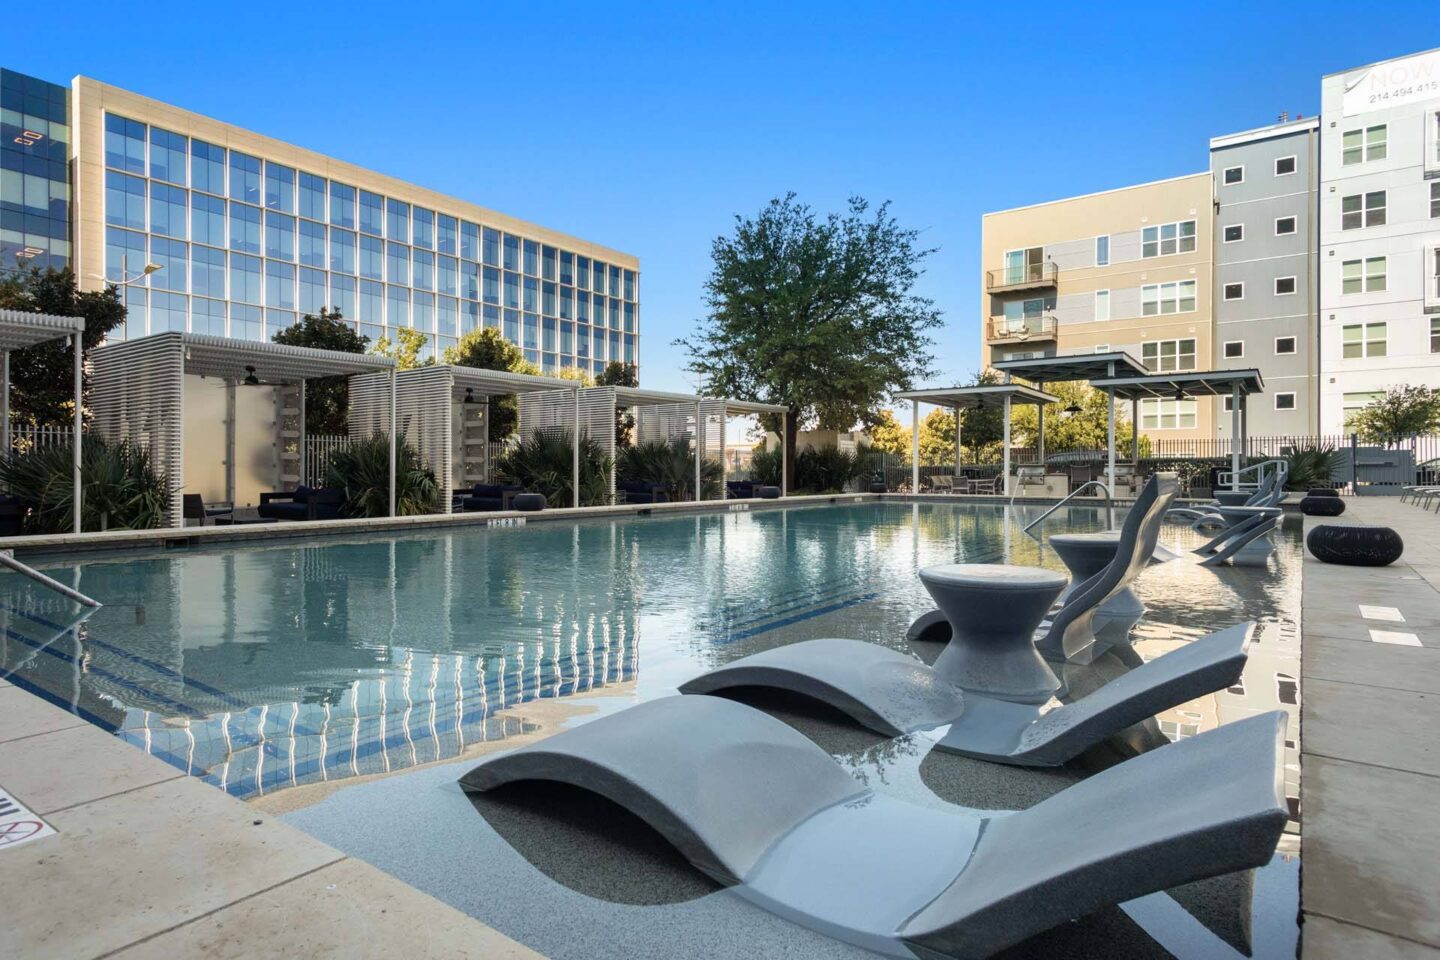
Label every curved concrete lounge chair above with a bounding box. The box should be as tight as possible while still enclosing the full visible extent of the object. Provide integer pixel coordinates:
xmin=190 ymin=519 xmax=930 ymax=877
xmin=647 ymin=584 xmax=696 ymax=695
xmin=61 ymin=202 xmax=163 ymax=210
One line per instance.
xmin=462 ymin=697 xmax=1289 ymax=960
xmin=679 ymin=622 xmax=1253 ymax=765
xmin=906 ymin=472 xmax=1179 ymax=666
xmin=1168 ymin=468 xmax=1286 ymax=526
xmin=1192 ymin=506 xmax=1282 ymax=567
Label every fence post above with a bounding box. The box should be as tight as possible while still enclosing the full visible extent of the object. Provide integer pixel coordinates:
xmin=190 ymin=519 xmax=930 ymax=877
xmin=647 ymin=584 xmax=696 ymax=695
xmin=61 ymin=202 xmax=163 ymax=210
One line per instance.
xmin=1350 ymin=433 xmax=1359 ymax=495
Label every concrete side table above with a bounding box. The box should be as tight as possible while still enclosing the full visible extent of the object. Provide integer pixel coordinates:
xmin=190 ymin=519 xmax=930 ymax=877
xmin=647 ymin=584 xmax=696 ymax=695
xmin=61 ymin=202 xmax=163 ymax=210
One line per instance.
xmin=921 ymin=564 xmax=1068 ymax=704
xmin=1213 ymin=490 xmax=1253 ymax=507
xmin=1048 ymin=531 xmax=1145 ymax=620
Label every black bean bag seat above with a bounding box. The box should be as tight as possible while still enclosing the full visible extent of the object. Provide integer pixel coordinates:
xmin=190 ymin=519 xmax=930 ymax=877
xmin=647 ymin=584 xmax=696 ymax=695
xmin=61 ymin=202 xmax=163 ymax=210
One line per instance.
xmin=462 ymin=483 xmax=523 ymax=512
xmin=513 ymin=493 xmax=547 ymax=512
xmin=617 ymin=481 xmax=669 ymax=504
xmin=755 ymin=485 xmax=782 ymax=499
xmin=1299 ymin=496 xmax=1345 ymax=517
xmin=1306 ymin=524 xmax=1403 ymax=566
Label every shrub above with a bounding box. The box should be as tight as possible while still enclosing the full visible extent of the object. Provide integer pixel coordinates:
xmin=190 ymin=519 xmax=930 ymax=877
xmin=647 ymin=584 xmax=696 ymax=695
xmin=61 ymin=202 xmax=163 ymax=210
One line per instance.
xmin=324 ymin=433 xmax=438 ymax=517
xmin=0 ymin=437 xmax=169 ymax=532
xmin=749 ymin=444 xmax=783 ymax=486
xmin=1283 ymin=443 xmax=1339 ymax=491
xmin=616 ymin=437 xmax=723 ymax=500
xmin=494 ymin=428 xmax=614 ymax=507
xmin=794 ymin=444 xmax=865 ymax=493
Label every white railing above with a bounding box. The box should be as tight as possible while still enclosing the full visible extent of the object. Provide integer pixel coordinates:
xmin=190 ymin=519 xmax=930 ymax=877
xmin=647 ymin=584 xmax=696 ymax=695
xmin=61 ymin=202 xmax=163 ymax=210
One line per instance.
xmin=5 ymin=424 xmax=77 ymax=456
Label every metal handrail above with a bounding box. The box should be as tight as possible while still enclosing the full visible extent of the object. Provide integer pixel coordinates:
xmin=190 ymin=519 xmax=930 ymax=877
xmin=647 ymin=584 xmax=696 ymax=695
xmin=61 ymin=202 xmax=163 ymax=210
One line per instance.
xmin=1219 ymin=458 xmax=1288 ymax=491
xmin=985 ymin=261 xmax=1059 ymax=289
xmin=1017 ymin=480 xmax=1113 ymax=534
xmin=0 ymin=551 xmax=101 ymax=607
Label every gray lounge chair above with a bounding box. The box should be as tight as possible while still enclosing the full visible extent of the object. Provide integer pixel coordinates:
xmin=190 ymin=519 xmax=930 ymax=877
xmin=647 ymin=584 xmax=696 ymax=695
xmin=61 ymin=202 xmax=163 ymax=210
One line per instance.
xmin=679 ymin=622 xmax=1252 ymax=764
xmin=908 ymin=472 xmax=1180 ymax=664
xmin=1168 ymin=466 xmax=1286 ymax=525
xmin=461 ymin=697 xmax=1288 ymax=960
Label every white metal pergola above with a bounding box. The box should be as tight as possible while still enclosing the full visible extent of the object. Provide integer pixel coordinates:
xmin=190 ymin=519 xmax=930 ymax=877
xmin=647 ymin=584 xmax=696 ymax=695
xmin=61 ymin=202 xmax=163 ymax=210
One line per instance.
xmin=91 ymin=333 xmax=396 ymax=526
xmin=0 ymin=309 xmax=87 ymax=534
xmin=351 ymin=365 xmax=591 ymax=511
xmin=895 ymin=384 xmax=1060 ymax=494
xmin=1089 ymin=369 xmax=1266 ymax=490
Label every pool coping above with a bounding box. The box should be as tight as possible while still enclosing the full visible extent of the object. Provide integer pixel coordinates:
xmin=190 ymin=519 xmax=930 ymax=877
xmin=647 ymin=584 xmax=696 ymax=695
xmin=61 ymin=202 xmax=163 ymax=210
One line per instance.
xmin=0 ymin=489 xmax=1190 ymax=560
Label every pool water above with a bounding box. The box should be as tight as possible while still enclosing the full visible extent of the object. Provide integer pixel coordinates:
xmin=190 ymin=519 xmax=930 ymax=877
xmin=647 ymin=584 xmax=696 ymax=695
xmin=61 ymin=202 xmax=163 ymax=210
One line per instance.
xmin=0 ymin=501 xmax=1303 ymax=959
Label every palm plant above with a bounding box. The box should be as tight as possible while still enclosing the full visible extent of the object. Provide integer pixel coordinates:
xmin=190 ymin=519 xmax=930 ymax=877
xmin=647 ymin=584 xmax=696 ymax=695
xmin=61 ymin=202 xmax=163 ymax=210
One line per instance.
xmin=749 ymin=444 xmax=783 ymax=486
xmin=794 ymin=444 xmax=865 ymax=493
xmin=616 ymin=437 xmax=723 ymax=501
xmin=324 ymin=433 xmax=438 ymax=517
xmin=0 ymin=437 xmax=169 ymax=532
xmin=494 ymin=428 xmax=615 ymax=507
xmin=1283 ymin=443 xmax=1339 ymax=491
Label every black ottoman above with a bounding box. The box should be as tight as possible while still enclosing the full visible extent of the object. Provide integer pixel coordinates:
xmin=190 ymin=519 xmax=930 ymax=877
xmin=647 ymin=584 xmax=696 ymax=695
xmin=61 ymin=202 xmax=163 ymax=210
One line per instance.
xmin=512 ymin=493 xmax=547 ymax=512
xmin=1306 ymin=524 xmax=1403 ymax=566
xmin=869 ymin=482 xmax=888 ymax=493
xmin=1299 ymin=496 xmax=1345 ymax=516
xmin=1307 ymin=488 xmax=1340 ymax=498
xmin=755 ymin=485 xmax=782 ymax=499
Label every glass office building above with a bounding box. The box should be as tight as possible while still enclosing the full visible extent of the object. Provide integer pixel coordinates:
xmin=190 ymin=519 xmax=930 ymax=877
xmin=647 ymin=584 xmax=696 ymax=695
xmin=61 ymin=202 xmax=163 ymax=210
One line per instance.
xmin=0 ymin=69 xmax=71 ymax=276
xmin=8 ymin=70 xmax=640 ymax=376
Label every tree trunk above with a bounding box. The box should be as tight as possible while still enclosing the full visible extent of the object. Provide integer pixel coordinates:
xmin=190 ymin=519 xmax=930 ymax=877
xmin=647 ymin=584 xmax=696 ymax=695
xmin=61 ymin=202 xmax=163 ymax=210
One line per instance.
xmin=784 ymin=408 xmax=799 ymax=493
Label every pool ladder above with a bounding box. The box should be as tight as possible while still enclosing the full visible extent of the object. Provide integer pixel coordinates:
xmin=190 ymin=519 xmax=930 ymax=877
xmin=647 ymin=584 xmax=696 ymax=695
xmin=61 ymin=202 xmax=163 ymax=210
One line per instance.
xmin=0 ymin=550 xmax=101 ymax=607
xmin=1016 ymin=481 xmax=1113 ymax=536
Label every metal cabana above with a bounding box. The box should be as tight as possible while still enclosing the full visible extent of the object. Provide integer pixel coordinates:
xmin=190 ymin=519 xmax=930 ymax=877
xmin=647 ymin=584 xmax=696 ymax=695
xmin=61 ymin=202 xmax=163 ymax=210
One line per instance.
xmin=896 ymin=384 xmax=1059 ymax=495
xmin=350 ymin=365 xmax=588 ymax=511
xmin=516 ymin=385 xmax=790 ymax=500
xmin=90 ymin=332 xmax=396 ymax=526
xmin=0 ymin=309 xmax=86 ymax=533
xmin=1090 ymin=369 xmax=1266 ymax=490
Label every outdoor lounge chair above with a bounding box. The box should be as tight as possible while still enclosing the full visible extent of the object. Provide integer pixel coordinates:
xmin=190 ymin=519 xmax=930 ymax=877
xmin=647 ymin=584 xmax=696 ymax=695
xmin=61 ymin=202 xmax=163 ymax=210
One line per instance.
xmin=907 ymin=472 xmax=1179 ymax=664
xmin=0 ymin=494 xmax=26 ymax=537
xmin=1168 ymin=466 xmax=1286 ymax=526
xmin=461 ymin=696 xmax=1288 ymax=960
xmin=182 ymin=494 xmax=233 ymax=527
xmin=680 ymin=621 xmax=1253 ymax=764
xmin=616 ymin=480 xmax=670 ymax=504
xmin=461 ymin=483 xmax=523 ymax=512
xmin=256 ymin=486 xmax=343 ymax=521
xmin=726 ymin=480 xmax=756 ymax=499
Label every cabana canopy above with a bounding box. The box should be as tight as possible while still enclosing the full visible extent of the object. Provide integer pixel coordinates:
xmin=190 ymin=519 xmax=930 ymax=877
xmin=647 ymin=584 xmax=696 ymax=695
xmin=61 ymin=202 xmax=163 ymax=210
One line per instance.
xmin=92 ymin=332 xmax=397 ymax=525
xmin=0 ymin=309 xmax=86 ymax=533
xmin=991 ymin=351 xmax=1148 ymax=384
xmin=896 ymin=384 xmax=1061 ymax=492
xmin=611 ymin=386 xmax=789 ymax=418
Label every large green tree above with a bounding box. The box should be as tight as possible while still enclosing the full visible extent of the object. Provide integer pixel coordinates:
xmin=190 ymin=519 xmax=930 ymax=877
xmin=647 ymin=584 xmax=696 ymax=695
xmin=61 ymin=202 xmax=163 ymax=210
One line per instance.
xmin=0 ymin=267 xmax=125 ymax=427
xmin=677 ymin=194 xmax=943 ymax=488
xmin=1346 ymin=385 xmax=1440 ymax=444
xmin=595 ymin=361 xmax=639 ymax=446
xmin=443 ymin=327 xmax=537 ymax=441
xmin=1011 ymin=380 xmax=1138 ymax=455
xmin=271 ymin=308 xmax=369 ymax=435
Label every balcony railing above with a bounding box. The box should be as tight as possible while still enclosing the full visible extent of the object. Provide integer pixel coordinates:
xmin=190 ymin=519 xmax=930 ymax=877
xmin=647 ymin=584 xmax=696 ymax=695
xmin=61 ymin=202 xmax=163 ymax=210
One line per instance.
xmin=986 ymin=315 xmax=1059 ymax=342
xmin=986 ymin=261 xmax=1058 ymax=292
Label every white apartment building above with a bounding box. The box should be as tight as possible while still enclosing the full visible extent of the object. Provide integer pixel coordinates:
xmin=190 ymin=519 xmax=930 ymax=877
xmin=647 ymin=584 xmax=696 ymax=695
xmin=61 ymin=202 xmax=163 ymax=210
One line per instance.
xmin=1319 ymin=48 xmax=1440 ymax=432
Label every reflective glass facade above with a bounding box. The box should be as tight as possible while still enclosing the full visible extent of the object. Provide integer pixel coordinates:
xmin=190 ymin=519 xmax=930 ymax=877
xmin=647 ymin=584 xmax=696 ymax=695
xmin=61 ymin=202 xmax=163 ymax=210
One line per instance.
xmin=1 ymin=70 xmax=70 ymax=275
xmin=91 ymin=105 xmax=638 ymax=371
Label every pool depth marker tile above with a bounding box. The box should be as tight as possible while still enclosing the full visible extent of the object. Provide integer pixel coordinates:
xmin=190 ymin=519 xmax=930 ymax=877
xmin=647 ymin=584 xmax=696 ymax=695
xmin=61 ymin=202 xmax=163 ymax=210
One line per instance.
xmin=1369 ymin=630 xmax=1423 ymax=648
xmin=1358 ymin=605 xmax=1406 ymax=623
xmin=0 ymin=783 xmax=57 ymax=850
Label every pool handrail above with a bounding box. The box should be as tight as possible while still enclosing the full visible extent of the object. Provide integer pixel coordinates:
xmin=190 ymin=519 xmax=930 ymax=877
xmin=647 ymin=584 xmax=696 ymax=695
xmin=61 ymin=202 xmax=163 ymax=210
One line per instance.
xmin=0 ymin=550 xmax=101 ymax=607
xmin=1018 ymin=480 xmax=1113 ymax=535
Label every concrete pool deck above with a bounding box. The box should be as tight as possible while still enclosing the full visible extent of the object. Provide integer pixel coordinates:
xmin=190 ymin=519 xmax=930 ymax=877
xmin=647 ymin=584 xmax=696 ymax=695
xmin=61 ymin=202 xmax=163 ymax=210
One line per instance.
xmin=1299 ymin=497 xmax=1440 ymax=958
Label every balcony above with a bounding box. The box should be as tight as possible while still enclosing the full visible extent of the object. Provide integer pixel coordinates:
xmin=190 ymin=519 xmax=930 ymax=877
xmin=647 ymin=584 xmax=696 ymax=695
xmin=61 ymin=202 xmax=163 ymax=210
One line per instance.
xmin=1427 ymin=137 xmax=1440 ymax=178
xmin=986 ymin=315 xmax=1059 ymax=344
xmin=985 ymin=261 xmax=1058 ymax=293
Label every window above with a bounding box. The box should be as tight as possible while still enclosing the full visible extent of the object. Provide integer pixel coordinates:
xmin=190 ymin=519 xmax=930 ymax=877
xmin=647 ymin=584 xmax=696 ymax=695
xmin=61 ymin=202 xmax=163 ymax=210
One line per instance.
xmin=330 ymin=182 xmax=356 ymax=229
xmin=298 ymin=173 xmax=326 ymax=221
xmin=1431 ymin=182 xmax=1439 ymax=219
xmin=437 ymin=215 xmax=457 ymax=256
xmin=1142 ymin=220 xmax=1196 ymax=258
xmin=229 ymin=153 xmax=261 ymax=205
xmin=1344 ymin=391 xmax=1385 ymax=412
xmin=329 ymin=228 xmax=356 ymax=275
xmin=1342 ymin=322 xmax=1387 ymax=359
xmin=1274 ymin=155 xmax=1296 ymax=176
xmin=460 ymin=221 xmax=480 ymax=261
xmin=1274 ymin=216 xmax=1297 ymax=236
xmin=265 ymin=212 xmax=295 ymax=261
xmin=1223 ymin=224 xmax=1244 ymax=243
xmin=1141 ymin=398 xmax=1197 ymax=430
xmin=1341 ymin=257 xmax=1386 ymax=294
xmin=412 ymin=208 xmax=434 ymax=250
xmin=1221 ymin=395 xmax=1236 ymax=413
xmin=1092 ymin=344 xmax=1111 ymax=353
xmin=105 ymin=171 xmax=146 ymax=230
xmin=1142 ymin=338 xmax=1197 ymax=373
xmin=1274 ymin=276 xmax=1297 ymax=296
xmin=386 ymin=200 xmax=410 ymax=243
xmin=229 ymin=202 xmax=261 ymax=254
xmin=386 ymin=242 xmax=409 ymax=285
xmin=359 ymin=191 xmax=383 ymax=236
xmin=1342 ymin=124 xmax=1386 ymax=165
xmin=1140 ymin=280 xmax=1196 ymax=316
xmin=1275 ymin=336 xmax=1297 ymax=355
xmin=1341 ymin=191 xmax=1386 ymax=230
xmin=263 ymin=163 xmax=294 ymax=213
xmin=1092 ymin=235 xmax=1110 ymax=267
xmin=1432 ymin=318 xmax=1440 ymax=354
xmin=150 ymin=184 xmax=187 ymax=239
xmin=1223 ymin=341 xmax=1244 ymax=359
xmin=149 ymin=128 xmax=187 ymax=186
xmin=191 ymin=140 xmax=225 ymax=195
xmin=1223 ymin=165 xmax=1244 ymax=185
xmin=1275 ymin=392 xmax=1296 ymax=411
xmin=1094 ymin=289 xmax=1110 ymax=321
xmin=104 ymin=114 xmax=146 ymax=174
xmin=298 ymin=220 xmax=325 ymax=267
xmin=1223 ymin=282 xmax=1244 ymax=301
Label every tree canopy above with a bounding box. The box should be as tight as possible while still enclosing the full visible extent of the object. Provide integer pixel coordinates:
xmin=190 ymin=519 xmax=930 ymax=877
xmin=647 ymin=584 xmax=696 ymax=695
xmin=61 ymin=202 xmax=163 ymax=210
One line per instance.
xmin=0 ymin=267 xmax=125 ymax=428
xmin=1346 ymin=385 xmax=1440 ymax=444
xmin=371 ymin=328 xmax=431 ymax=371
xmin=595 ymin=361 xmax=640 ymax=446
xmin=442 ymin=327 xmax=536 ymax=441
xmin=866 ymin=409 xmax=909 ymax=458
xmin=271 ymin=308 xmax=369 ymax=435
xmin=1010 ymin=380 xmax=1139 ymax=455
xmin=677 ymin=193 xmax=943 ymax=443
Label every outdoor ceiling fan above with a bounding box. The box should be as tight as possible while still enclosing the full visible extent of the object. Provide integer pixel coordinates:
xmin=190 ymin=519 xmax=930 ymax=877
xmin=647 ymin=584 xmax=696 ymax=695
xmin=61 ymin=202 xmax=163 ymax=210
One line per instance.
xmin=240 ymin=365 xmax=263 ymax=386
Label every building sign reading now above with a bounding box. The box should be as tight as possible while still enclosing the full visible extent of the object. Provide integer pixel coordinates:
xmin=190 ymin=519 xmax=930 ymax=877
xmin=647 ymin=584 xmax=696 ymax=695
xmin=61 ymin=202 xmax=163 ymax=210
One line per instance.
xmin=1344 ymin=50 xmax=1440 ymax=115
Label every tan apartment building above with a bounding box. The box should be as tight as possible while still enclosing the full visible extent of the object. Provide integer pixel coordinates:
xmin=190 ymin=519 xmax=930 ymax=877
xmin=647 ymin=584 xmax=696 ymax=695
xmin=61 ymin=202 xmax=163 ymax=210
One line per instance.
xmin=980 ymin=172 xmax=1216 ymax=441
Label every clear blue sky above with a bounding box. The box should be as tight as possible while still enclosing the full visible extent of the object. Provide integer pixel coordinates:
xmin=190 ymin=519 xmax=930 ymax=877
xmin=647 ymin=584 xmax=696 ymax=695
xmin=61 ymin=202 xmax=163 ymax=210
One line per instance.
xmin=13 ymin=1 xmax=1435 ymax=396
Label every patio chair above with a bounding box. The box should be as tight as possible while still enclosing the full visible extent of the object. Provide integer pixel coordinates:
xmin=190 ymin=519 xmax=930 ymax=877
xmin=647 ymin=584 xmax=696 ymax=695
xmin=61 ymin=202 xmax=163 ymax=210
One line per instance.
xmin=182 ymin=494 xmax=232 ymax=527
xmin=0 ymin=494 xmax=26 ymax=537
xmin=257 ymin=486 xmax=344 ymax=521
xmin=930 ymin=475 xmax=955 ymax=494
xmin=461 ymin=697 xmax=1288 ymax=960
xmin=1068 ymin=463 xmax=1093 ymax=493
xmin=680 ymin=621 xmax=1252 ymax=763
xmin=461 ymin=483 xmax=523 ymax=512
xmin=969 ymin=475 xmax=1000 ymax=495
xmin=726 ymin=480 xmax=755 ymax=499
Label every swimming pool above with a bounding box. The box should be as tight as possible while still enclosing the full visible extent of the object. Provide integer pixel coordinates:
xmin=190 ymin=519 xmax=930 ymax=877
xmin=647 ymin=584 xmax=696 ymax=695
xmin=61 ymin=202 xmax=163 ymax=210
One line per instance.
xmin=0 ymin=501 xmax=1302 ymax=959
